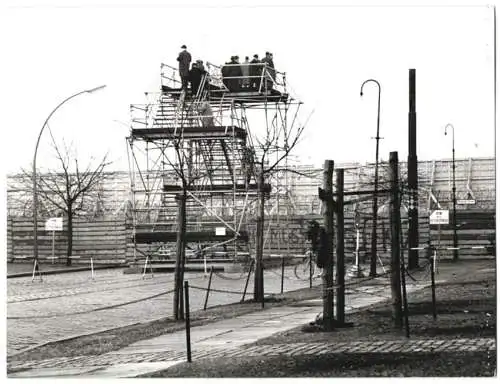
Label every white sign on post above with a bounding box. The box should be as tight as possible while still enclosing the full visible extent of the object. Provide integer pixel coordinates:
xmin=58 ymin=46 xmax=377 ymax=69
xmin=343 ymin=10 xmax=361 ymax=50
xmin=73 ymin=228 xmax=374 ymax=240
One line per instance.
xmin=215 ymin=227 xmax=226 ymax=236
xmin=457 ymin=199 xmax=476 ymax=205
xmin=429 ymin=210 xmax=449 ymax=225
xmin=45 ymin=217 xmax=63 ymax=231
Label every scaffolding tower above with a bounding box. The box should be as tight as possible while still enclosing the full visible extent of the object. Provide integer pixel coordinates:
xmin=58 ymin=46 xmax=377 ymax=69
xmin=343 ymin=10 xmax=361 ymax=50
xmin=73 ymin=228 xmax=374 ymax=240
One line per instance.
xmin=127 ymin=59 xmax=304 ymax=262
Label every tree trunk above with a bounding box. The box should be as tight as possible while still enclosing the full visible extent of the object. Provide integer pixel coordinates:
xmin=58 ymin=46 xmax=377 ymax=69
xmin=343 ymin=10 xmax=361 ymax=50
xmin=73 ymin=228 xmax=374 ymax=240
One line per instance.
xmin=254 ymin=170 xmax=265 ymax=301
xmin=173 ymin=192 xmax=186 ymax=320
xmin=66 ymin=207 xmax=73 ymax=266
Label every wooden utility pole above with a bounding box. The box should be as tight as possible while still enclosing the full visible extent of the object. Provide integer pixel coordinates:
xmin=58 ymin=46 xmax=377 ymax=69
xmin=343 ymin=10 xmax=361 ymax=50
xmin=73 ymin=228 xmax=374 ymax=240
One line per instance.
xmin=389 ymin=151 xmax=403 ymax=329
xmin=335 ymin=168 xmax=345 ymax=324
xmin=408 ymin=68 xmax=419 ymax=270
xmin=321 ymin=160 xmax=335 ymax=331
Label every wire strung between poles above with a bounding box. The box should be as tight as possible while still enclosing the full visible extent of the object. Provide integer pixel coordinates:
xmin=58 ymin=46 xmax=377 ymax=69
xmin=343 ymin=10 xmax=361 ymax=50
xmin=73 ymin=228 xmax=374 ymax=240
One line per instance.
xmin=8 ymin=288 xmax=177 ymax=320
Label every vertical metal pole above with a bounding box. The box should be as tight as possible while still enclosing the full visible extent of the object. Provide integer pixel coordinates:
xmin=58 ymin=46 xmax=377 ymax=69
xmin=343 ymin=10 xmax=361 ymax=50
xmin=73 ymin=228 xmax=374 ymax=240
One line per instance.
xmin=322 ymin=160 xmax=335 ymax=331
xmin=281 ymin=256 xmax=285 ymax=294
xmin=261 ymin=264 xmax=265 ymax=308
xmin=184 ymin=281 xmax=192 ymax=363
xmin=430 ymin=251 xmax=437 ymax=320
xmin=452 ymin=131 xmax=458 ymax=260
xmin=408 ymin=68 xmax=419 ymax=270
xmin=52 ymin=230 xmax=55 ymax=264
xmin=360 ymin=79 xmax=382 ymax=277
xmin=309 ymin=252 xmax=313 ymax=288
xmin=203 ymin=267 xmax=214 ymax=310
xmin=336 ymin=169 xmax=345 ymax=324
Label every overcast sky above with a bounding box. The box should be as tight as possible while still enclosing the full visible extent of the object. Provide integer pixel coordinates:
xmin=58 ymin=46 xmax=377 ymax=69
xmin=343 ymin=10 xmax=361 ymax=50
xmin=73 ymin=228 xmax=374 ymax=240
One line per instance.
xmin=0 ymin=0 xmax=495 ymax=175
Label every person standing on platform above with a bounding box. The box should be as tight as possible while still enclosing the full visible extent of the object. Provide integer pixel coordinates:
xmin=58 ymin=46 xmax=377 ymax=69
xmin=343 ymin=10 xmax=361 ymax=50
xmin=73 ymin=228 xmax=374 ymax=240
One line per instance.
xmin=261 ymin=51 xmax=275 ymax=90
xmin=177 ymin=45 xmax=192 ymax=92
xmin=250 ymin=54 xmax=261 ymax=90
xmin=227 ymin=56 xmax=242 ymax=92
xmin=199 ymin=100 xmax=214 ymax=128
xmin=189 ymin=62 xmax=203 ymax=97
xmin=241 ymin=56 xmax=251 ymax=89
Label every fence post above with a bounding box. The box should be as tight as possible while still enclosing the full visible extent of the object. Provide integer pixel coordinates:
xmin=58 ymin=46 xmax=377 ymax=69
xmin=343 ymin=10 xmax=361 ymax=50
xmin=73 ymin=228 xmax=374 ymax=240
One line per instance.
xmin=309 ymin=252 xmax=313 ymax=288
xmin=203 ymin=266 xmax=214 ymax=310
xmin=184 ymin=281 xmax=192 ymax=363
xmin=281 ymin=256 xmax=285 ymax=294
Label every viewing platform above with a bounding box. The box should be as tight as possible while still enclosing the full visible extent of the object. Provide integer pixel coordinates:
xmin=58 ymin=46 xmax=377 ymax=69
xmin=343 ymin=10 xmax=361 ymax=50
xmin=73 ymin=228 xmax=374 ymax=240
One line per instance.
xmin=163 ymin=183 xmax=271 ymax=194
xmin=133 ymin=230 xmax=249 ymax=244
xmin=131 ymin=126 xmax=247 ymax=140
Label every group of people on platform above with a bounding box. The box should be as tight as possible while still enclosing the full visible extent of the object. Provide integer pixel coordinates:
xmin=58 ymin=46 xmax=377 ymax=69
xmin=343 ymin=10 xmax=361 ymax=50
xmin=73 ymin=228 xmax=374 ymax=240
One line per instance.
xmin=177 ymin=45 xmax=209 ymax=97
xmin=177 ymin=45 xmax=277 ymax=95
xmin=221 ymin=52 xmax=276 ymax=92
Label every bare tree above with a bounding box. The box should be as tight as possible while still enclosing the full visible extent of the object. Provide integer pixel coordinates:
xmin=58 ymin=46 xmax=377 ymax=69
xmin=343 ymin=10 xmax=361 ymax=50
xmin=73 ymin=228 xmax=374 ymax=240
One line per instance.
xmin=250 ymin=107 xmax=309 ymax=302
xmin=21 ymin=136 xmax=110 ymax=266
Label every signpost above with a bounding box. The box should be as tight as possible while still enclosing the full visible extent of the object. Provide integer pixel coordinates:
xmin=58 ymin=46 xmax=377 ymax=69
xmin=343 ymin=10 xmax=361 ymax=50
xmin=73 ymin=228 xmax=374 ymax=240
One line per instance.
xmin=429 ymin=210 xmax=449 ymax=225
xmin=45 ymin=218 xmax=63 ymax=264
xmin=429 ymin=210 xmax=449 ymax=270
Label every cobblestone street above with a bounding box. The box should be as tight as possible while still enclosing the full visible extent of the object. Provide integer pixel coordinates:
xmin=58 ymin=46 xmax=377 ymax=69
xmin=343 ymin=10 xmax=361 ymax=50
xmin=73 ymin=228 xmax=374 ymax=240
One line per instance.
xmin=7 ymin=266 xmax=321 ymax=355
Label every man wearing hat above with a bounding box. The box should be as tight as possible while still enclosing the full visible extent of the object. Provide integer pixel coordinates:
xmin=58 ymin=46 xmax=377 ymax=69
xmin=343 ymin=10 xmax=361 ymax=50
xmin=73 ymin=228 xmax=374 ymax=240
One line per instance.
xmin=250 ymin=54 xmax=261 ymax=90
xmin=177 ymin=45 xmax=192 ymax=92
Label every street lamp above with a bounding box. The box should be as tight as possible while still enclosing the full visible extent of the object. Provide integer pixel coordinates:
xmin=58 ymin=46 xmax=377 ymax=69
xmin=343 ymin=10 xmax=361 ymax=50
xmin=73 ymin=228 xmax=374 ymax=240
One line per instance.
xmin=360 ymin=79 xmax=382 ymax=277
xmin=32 ymin=85 xmax=107 ymax=263
xmin=444 ymin=123 xmax=458 ymax=261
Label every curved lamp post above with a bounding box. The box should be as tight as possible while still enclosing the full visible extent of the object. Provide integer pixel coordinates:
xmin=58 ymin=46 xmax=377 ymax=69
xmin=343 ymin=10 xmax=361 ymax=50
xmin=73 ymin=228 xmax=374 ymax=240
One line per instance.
xmin=360 ymin=79 xmax=381 ymax=277
xmin=444 ymin=123 xmax=458 ymax=261
xmin=33 ymin=85 xmax=107 ymax=262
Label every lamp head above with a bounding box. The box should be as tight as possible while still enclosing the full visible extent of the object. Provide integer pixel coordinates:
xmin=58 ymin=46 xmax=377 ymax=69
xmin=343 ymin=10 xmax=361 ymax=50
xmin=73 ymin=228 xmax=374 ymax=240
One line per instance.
xmin=360 ymin=91 xmax=363 ymax=97
xmin=86 ymin=85 xmax=107 ymax=93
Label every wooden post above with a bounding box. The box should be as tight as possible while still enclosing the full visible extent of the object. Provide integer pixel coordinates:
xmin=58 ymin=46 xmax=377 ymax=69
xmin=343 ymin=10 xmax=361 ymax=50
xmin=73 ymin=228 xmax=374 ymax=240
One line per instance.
xmin=389 ymin=151 xmax=403 ymax=329
xmin=336 ymin=168 xmax=345 ymax=324
xmin=408 ymin=68 xmax=419 ymax=270
xmin=322 ymin=160 xmax=335 ymax=331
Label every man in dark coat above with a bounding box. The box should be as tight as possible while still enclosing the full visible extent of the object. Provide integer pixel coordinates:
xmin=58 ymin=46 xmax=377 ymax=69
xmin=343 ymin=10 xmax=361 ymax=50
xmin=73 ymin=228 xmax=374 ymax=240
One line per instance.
xmin=177 ymin=45 xmax=192 ymax=91
xmin=221 ymin=57 xmax=232 ymax=90
xmin=261 ymin=51 xmax=275 ymax=90
xmin=227 ymin=56 xmax=242 ymax=92
xmin=189 ymin=62 xmax=203 ymax=97
xmin=250 ymin=54 xmax=261 ymax=90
